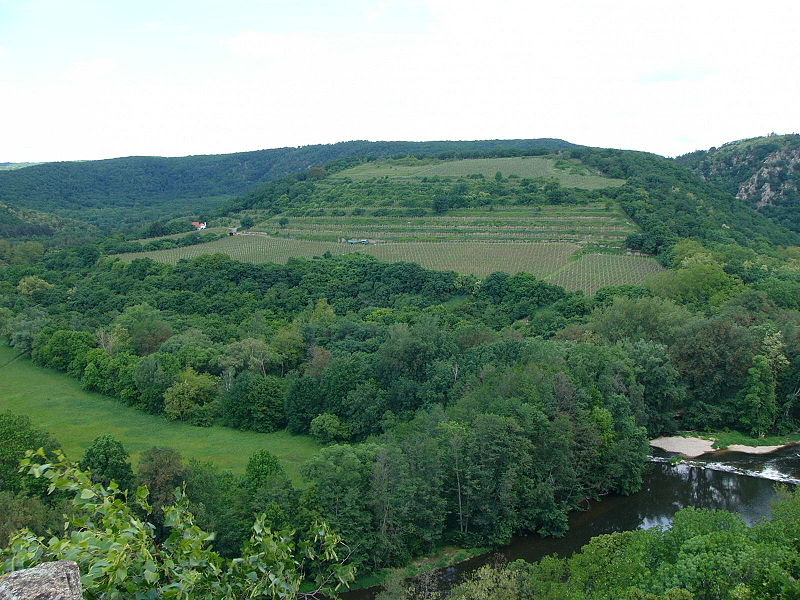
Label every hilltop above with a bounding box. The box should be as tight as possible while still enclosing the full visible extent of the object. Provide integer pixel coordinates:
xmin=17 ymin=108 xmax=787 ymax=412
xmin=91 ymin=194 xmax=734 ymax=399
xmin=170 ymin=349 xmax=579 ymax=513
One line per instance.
xmin=0 ymin=139 xmax=575 ymax=230
xmin=676 ymin=134 xmax=800 ymax=232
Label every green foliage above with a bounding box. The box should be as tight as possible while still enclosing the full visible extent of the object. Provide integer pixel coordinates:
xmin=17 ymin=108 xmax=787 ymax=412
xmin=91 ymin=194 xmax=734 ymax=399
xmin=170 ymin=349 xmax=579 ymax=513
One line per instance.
xmin=0 ymin=450 xmax=356 ymax=599
xmin=310 ymin=414 xmax=351 ymax=444
xmin=737 ymin=355 xmax=777 ymax=437
xmin=79 ymin=435 xmax=134 ymax=492
xmin=114 ymin=303 xmax=173 ymax=356
xmin=648 ymin=262 xmax=745 ymax=308
xmin=0 ymin=139 xmax=574 ymax=229
xmin=0 ymin=491 xmax=65 ymax=547
xmin=31 ymin=328 xmax=96 ymax=375
xmin=163 ymin=368 xmax=219 ymax=425
xmin=450 ymin=490 xmax=800 ymax=600
xmin=569 ymin=146 xmax=799 ymax=253
xmin=676 ymin=134 xmax=800 ymax=233
xmin=0 ymin=345 xmax=320 ymax=481
xmin=0 ymin=413 xmax=60 ymax=495
xmin=587 ymin=296 xmax=690 ymax=346
xmin=16 ymin=274 xmax=52 ymax=296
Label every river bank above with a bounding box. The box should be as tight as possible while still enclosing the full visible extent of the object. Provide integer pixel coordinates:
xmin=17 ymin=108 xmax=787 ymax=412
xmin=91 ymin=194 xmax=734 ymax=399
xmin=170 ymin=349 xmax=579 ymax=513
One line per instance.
xmin=343 ymin=449 xmax=800 ymax=600
xmin=650 ymin=432 xmax=800 ymax=458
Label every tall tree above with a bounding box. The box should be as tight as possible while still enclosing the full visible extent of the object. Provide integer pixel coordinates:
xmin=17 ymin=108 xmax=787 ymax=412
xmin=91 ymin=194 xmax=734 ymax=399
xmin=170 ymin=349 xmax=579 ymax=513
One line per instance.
xmin=79 ymin=434 xmax=134 ymax=491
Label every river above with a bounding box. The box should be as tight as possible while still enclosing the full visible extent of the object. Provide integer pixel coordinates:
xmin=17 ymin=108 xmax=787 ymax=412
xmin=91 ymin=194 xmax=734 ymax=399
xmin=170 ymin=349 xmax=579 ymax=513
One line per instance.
xmin=344 ymin=445 xmax=800 ymax=599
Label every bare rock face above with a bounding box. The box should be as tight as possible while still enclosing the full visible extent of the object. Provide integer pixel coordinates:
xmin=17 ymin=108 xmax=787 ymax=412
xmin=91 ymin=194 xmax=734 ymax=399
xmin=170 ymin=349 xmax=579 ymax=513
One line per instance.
xmin=0 ymin=561 xmax=83 ymax=600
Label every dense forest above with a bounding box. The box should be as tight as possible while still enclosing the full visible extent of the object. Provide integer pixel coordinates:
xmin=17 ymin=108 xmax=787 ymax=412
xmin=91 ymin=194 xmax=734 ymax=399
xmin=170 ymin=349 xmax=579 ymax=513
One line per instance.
xmin=2 ymin=139 xmax=800 ymax=599
xmin=3 ymin=238 xmax=800 ymax=578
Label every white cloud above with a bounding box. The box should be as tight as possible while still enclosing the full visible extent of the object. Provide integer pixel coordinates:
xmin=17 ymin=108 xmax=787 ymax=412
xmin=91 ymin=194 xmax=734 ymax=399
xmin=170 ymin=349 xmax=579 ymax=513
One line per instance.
xmin=1 ymin=0 xmax=799 ymax=161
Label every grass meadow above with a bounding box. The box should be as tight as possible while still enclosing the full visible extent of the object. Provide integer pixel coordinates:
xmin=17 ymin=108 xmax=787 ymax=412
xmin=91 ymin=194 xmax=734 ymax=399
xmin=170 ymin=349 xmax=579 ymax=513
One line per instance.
xmin=0 ymin=345 xmax=319 ymax=481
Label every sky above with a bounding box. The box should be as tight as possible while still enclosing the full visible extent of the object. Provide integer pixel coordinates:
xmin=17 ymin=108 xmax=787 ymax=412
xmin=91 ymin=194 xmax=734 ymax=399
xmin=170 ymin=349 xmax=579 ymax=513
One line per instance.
xmin=1 ymin=0 xmax=798 ymax=162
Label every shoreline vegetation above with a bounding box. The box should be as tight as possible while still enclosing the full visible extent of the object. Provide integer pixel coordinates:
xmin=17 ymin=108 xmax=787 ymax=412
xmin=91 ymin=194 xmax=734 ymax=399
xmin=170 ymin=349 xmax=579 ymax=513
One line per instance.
xmin=650 ymin=433 xmax=800 ymax=458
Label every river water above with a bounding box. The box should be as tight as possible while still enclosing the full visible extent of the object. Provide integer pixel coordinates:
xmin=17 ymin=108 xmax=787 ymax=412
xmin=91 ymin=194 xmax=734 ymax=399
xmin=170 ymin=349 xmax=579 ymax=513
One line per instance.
xmin=344 ymin=445 xmax=800 ymax=599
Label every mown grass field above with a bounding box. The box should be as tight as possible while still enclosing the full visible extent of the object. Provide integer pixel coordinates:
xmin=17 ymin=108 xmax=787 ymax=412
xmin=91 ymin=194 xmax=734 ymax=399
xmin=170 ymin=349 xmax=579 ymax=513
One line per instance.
xmin=334 ymin=156 xmax=626 ymax=189
xmin=0 ymin=345 xmax=319 ymax=481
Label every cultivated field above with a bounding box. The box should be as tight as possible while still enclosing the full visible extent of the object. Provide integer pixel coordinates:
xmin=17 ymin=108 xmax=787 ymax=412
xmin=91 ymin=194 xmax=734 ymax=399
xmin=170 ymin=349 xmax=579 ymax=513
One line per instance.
xmin=334 ymin=156 xmax=626 ymax=189
xmin=0 ymin=346 xmax=319 ymax=481
xmin=252 ymin=204 xmax=637 ymax=244
xmin=117 ymin=233 xmax=663 ymax=291
xmin=119 ymin=235 xmax=579 ymax=278
xmin=546 ymin=254 xmax=665 ymax=294
xmin=115 ymin=168 xmax=660 ymax=293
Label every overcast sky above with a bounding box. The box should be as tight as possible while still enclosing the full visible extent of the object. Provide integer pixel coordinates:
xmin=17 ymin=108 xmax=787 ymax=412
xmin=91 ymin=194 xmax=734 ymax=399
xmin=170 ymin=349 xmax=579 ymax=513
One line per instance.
xmin=1 ymin=0 xmax=798 ymax=163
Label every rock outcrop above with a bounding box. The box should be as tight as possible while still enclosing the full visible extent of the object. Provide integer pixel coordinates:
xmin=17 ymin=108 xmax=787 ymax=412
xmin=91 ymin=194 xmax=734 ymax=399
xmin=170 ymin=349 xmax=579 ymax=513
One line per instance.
xmin=0 ymin=561 xmax=83 ymax=600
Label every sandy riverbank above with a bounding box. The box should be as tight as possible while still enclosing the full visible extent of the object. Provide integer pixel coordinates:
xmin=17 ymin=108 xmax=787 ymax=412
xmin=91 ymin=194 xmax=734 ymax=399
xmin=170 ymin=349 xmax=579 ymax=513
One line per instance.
xmin=650 ymin=436 xmax=788 ymax=458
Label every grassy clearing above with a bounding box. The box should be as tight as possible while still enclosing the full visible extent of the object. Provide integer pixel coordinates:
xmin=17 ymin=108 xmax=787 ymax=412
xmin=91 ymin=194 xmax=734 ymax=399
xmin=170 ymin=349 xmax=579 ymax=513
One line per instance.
xmin=679 ymin=430 xmax=800 ymax=449
xmin=0 ymin=345 xmax=319 ymax=481
xmin=334 ymin=157 xmax=625 ymax=189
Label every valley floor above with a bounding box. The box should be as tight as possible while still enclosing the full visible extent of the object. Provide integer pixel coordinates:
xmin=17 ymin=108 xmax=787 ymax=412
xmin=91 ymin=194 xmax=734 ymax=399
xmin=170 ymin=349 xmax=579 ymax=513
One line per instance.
xmin=0 ymin=345 xmax=318 ymax=481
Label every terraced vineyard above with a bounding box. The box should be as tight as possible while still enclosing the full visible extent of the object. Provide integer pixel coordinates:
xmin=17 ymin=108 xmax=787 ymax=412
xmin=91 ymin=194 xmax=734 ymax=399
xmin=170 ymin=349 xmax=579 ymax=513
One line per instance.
xmin=546 ymin=254 xmax=665 ymax=294
xmin=116 ymin=157 xmax=661 ymax=292
xmin=251 ymin=204 xmax=636 ymax=245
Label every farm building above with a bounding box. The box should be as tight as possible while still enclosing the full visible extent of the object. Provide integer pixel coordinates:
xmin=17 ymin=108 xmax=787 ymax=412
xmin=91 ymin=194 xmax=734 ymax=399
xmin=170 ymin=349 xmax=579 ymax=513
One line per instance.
xmin=191 ymin=221 xmax=207 ymax=230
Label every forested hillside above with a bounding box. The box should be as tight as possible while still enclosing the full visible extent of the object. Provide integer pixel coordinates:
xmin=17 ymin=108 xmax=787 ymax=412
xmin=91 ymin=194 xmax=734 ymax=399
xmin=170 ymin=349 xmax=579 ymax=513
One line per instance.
xmin=676 ymin=134 xmax=800 ymax=233
xmin=0 ymin=201 xmax=91 ymax=239
xmin=0 ymin=139 xmax=575 ymax=229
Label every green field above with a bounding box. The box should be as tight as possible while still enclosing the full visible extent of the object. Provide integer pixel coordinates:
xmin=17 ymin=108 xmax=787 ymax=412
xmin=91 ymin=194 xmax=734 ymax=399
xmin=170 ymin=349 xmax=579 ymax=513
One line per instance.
xmin=334 ymin=156 xmax=626 ymax=189
xmin=0 ymin=346 xmax=319 ymax=481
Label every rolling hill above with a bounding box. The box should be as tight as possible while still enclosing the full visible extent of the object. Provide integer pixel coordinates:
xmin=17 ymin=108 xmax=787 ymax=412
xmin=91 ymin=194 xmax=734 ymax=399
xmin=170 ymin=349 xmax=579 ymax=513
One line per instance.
xmin=0 ymin=139 xmax=576 ymax=230
xmin=113 ymin=144 xmax=800 ymax=294
xmin=116 ymin=152 xmax=666 ymax=293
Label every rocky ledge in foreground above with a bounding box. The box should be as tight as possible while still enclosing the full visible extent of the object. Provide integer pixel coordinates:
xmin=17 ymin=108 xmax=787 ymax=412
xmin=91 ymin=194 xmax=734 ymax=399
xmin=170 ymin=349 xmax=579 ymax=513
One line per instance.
xmin=0 ymin=561 xmax=83 ymax=600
